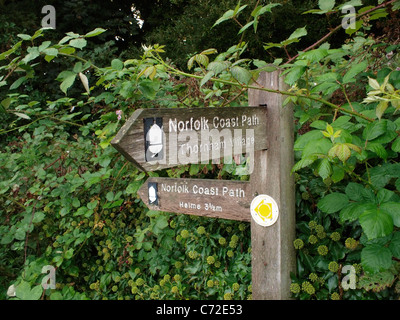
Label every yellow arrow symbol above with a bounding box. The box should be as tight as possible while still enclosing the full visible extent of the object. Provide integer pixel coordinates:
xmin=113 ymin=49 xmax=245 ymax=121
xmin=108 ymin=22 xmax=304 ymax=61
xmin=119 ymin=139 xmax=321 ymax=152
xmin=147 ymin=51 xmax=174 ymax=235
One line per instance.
xmin=254 ymin=200 xmax=273 ymax=221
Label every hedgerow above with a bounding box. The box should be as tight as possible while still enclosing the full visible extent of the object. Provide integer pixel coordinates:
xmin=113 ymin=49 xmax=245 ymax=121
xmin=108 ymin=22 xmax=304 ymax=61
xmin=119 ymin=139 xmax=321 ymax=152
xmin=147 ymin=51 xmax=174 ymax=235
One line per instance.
xmin=1 ymin=0 xmax=400 ymax=300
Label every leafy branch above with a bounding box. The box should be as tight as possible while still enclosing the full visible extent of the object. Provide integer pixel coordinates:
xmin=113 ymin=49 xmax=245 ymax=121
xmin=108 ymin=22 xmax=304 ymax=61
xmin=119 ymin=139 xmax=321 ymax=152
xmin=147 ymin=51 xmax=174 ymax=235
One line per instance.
xmin=146 ymin=48 xmax=375 ymax=122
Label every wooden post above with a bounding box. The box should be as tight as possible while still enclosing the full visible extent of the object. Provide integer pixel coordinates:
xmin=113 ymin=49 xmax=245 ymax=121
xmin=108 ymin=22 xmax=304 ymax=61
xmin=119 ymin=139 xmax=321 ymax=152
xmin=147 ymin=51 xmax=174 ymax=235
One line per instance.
xmin=249 ymin=71 xmax=296 ymax=300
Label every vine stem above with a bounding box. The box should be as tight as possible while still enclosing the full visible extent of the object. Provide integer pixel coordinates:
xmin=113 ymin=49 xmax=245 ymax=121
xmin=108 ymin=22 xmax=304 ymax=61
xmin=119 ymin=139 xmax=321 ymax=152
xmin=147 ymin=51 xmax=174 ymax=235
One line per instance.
xmin=57 ymin=52 xmax=102 ymax=72
xmin=148 ymin=2 xmax=398 ymax=122
xmin=285 ymin=0 xmax=397 ymax=64
xmin=24 ymin=200 xmax=38 ymax=274
xmin=152 ymin=53 xmax=375 ymax=122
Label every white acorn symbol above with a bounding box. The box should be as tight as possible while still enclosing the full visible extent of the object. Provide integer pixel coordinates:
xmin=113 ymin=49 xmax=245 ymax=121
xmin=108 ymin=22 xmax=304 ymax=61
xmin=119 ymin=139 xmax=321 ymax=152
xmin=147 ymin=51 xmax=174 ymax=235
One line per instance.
xmin=149 ymin=185 xmax=157 ymax=203
xmin=147 ymin=123 xmax=163 ymax=157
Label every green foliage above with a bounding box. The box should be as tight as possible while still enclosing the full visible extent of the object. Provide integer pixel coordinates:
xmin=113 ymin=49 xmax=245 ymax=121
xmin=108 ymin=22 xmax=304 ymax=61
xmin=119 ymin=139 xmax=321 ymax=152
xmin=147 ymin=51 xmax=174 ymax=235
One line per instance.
xmin=0 ymin=26 xmax=251 ymax=300
xmin=190 ymin=0 xmax=400 ymax=299
xmin=1 ymin=0 xmax=400 ymax=301
xmin=284 ymin=2 xmax=400 ymax=299
xmin=137 ymin=0 xmax=335 ymax=69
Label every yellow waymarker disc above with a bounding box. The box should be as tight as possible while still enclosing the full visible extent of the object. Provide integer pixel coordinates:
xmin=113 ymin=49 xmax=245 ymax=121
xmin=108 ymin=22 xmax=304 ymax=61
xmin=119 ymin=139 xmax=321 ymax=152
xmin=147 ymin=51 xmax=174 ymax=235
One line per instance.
xmin=250 ymin=195 xmax=279 ymax=227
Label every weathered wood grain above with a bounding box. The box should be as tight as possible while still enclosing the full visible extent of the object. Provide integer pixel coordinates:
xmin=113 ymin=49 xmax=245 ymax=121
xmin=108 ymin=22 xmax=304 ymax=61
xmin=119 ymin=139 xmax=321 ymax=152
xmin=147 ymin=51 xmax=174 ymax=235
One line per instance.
xmin=138 ymin=177 xmax=251 ymax=222
xmin=249 ymin=71 xmax=296 ymax=300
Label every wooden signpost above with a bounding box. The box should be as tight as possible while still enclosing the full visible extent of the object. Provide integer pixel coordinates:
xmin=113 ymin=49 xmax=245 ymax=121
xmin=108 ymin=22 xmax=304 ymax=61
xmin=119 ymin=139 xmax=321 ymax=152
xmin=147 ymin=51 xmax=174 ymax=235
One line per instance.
xmin=248 ymin=71 xmax=295 ymax=300
xmin=111 ymin=106 xmax=268 ymax=172
xmin=137 ymin=177 xmax=251 ymax=222
xmin=111 ymin=71 xmax=295 ymax=300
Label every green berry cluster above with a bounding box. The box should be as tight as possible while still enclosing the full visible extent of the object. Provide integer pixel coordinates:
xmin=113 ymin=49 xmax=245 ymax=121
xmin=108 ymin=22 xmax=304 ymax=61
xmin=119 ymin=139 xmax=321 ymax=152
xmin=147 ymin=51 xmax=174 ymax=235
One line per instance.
xmin=229 ymin=235 xmax=239 ymax=248
xmin=289 ymin=217 xmax=363 ymax=299
xmin=328 ymin=261 xmax=339 ymax=273
xmin=345 ymin=237 xmax=358 ymax=250
xmin=330 ymin=232 xmax=341 ymax=242
xmin=331 ymin=292 xmax=340 ymax=300
xmin=290 ymin=283 xmax=301 ymax=294
xmin=301 ymin=281 xmax=315 ymax=295
xmin=206 ymin=256 xmax=216 ymax=265
xmin=197 ymin=226 xmax=206 ymax=235
xmin=317 ymin=245 xmax=328 ymax=256
xmin=180 ymin=229 xmax=190 ymax=239
xmin=293 ymin=238 xmax=304 ymax=249
xmin=308 ymin=234 xmax=318 ymax=244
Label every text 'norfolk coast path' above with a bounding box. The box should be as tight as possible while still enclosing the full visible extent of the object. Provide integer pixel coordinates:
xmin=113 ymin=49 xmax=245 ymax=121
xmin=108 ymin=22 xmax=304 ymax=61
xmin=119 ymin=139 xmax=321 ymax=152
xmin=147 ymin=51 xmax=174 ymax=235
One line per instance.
xmin=111 ymin=106 xmax=268 ymax=172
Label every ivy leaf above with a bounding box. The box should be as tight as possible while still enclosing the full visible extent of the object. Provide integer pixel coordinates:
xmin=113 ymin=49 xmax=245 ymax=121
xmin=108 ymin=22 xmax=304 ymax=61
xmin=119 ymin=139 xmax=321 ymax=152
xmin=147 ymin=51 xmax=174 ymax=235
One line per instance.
xmin=359 ymin=208 xmax=393 ymax=240
xmin=317 ymin=193 xmax=349 ymax=214
xmin=15 ymin=228 xmax=26 ymax=240
xmin=33 ymin=211 xmax=45 ymax=223
xmin=16 ymin=281 xmax=32 ymax=300
xmin=189 ymin=164 xmax=200 ymax=175
xmin=152 ymin=215 xmax=169 ymax=236
xmin=361 ymin=244 xmax=392 ymax=273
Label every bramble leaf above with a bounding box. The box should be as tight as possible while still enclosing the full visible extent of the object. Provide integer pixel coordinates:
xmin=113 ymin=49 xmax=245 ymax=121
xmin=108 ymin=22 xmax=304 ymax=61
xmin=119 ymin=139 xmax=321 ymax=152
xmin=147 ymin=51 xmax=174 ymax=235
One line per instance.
xmin=361 ymin=244 xmax=392 ymax=273
xmin=317 ymin=193 xmax=349 ymax=214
